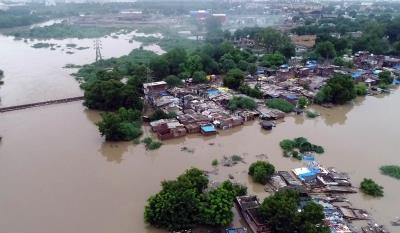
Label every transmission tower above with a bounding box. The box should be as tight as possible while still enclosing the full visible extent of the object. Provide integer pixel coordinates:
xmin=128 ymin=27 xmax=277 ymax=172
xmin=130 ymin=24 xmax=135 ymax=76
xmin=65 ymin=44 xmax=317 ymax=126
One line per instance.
xmin=94 ymin=39 xmax=103 ymax=62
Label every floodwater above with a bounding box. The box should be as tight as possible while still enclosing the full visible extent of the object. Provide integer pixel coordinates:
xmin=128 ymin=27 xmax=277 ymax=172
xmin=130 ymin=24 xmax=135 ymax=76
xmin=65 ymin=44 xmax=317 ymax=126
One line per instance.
xmin=1 ymin=92 xmax=400 ymax=233
xmin=1 ymin=21 xmax=400 ymax=233
xmin=0 ymin=31 xmax=163 ymax=107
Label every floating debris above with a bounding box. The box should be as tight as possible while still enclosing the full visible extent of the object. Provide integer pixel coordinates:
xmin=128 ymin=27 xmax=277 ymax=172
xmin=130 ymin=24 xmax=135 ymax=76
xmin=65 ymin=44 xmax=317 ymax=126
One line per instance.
xmin=180 ymin=146 xmax=194 ymax=153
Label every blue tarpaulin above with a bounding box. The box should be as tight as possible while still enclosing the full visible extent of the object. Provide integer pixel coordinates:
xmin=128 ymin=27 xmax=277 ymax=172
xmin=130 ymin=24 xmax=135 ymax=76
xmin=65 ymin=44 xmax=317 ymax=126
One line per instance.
xmin=302 ymin=154 xmax=315 ymax=161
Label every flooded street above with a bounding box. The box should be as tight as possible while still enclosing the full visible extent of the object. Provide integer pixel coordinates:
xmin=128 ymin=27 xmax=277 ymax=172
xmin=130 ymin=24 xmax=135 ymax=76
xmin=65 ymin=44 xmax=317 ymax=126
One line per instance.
xmin=0 ymin=32 xmax=163 ymax=107
xmin=1 ymin=91 xmax=400 ymax=233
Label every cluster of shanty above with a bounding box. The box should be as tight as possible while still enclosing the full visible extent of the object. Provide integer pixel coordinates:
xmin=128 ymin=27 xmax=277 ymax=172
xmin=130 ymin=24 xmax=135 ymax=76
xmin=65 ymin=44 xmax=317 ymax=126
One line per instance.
xmin=144 ymin=81 xmax=263 ymax=140
xmin=234 ymin=158 xmax=388 ymax=233
xmin=143 ymin=51 xmax=400 ymax=140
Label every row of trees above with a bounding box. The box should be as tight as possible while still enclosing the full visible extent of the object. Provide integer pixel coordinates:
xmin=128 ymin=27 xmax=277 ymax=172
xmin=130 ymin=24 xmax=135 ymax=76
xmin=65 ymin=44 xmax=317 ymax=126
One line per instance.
xmin=144 ymin=168 xmax=247 ymax=231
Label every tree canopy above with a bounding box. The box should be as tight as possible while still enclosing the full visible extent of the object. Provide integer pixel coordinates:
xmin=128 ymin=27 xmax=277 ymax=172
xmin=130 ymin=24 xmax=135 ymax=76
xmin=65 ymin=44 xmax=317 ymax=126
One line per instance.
xmin=248 ymin=161 xmax=275 ymax=184
xmin=144 ymin=168 xmax=247 ymax=231
xmin=315 ymin=74 xmax=356 ymax=105
xmin=259 ymin=190 xmax=329 ymax=233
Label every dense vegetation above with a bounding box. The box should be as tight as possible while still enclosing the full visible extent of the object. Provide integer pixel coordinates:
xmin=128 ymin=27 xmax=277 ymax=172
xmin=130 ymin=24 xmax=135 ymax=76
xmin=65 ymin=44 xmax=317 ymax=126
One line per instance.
xmin=227 ymin=96 xmax=256 ymax=111
xmin=380 ymin=165 xmax=400 ymax=179
xmin=144 ymin=168 xmax=247 ymax=231
xmin=360 ymin=178 xmax=384 ymax=197
xmin=97 ymin=108 xmax=142 ymax=141
xmin=248 ymin=161 xmax=275 ymax=184
xmin=12 ymin=23 xmax=118 ymax=39
xmin=266 ymin=98 xmax=295 ymax=113
xmin=0 ymin=9 xmax=44 ymax=29
xmin=315 ymin=74 xmax=356 ymax=105
xmin=259 ymin=189 xmax=329 ymax=233
xmin=292 ymin=14 xmax=400 ymax=58
xmin=280 ymin=137 xmax=324 ymax=159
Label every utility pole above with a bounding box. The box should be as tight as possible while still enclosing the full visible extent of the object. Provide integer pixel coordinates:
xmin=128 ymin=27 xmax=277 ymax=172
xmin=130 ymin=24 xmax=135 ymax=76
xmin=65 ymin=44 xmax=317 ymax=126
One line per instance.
xmin=94 ymin=39 xmax=103 ymax=62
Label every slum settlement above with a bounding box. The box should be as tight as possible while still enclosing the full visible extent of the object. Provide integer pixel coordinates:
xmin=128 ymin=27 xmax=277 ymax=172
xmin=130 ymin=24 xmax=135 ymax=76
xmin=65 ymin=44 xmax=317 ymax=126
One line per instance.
xmin=236 ymin=158 xmax=388 ymax=233
xmin=143 ymin=51 xmax=400 ymax=141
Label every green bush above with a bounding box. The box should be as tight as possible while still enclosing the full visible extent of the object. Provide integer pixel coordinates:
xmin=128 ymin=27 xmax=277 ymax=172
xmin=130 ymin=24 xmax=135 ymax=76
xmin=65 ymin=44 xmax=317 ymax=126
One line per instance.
xmin=279 ymin=137 xmax=325 ymax=158
xmin=355 ymin=83 xmax=368 ymax=96
xmin=360 ymin=178 xmax=384 ymax=197
xmin=380 ymin=165 xmax=400 ymax=179
xmin=280 ymin=139 xmax=296 ymax=151
xmin=297 ymin=96 xmax=308 ymax=109
xmin=212 ymin=159 xmax=218 ymax=166
xmin=142 ymin=137 xmax=162 ymax=150
xmin=266 ymin=98 xmax=294 ymax=113
xmin=248 ymin=161 xmax=275 ymax=184
xmin=239 ymin=84 xmax=263 ymax=99
xmin=149 ymin=109 xmax=176 ymax=121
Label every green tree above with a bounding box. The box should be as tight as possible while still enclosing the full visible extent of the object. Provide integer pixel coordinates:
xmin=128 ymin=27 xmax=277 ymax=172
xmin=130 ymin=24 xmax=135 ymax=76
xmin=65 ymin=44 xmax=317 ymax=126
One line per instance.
xmin=97 ymin=108 xmax=142 ymax=141
xmin=315 ymin=41 xmax=337 ymax=60
xmin=259 ymin=190 xmax=329 ymax=233
xmin=360 ymin=178 xmax=384 ymax=197
xmin=144 ymin=180 xmax=202 ymax=230
xmin=144 ymin=168 xmax=208 ymax=230
xmin=259 ymin=189 xmax=300 ymax=233
xmin=150 ymin=56 xmax=169 ymax=80
xmin=315 ymin=74 xmax=356 ymax=105
xmin=379 ymin=71 xmax=393 ymax=85
xmin=200 ymin=186 xmax=235 ymax=226
xmin=261 ymin=52 xmax=286 ymax=68
xmin=238 ymin=60 xmax=249 ymax=71
xmin=248 ymin=161 xmax=275 ymax=184
xmin=83 ymin=75 xmax=143 ymax=111
xmin=192 ymin=71 xmax=208 ymax=84
xmin=185 ymin=54 xmax=203 ymax=76
xmin=223 ymin=68 xmax=244 ymax=90
xmin=257 ymin=27 xmax=293 ymax=54
xmin=164 ymin=48 xmax=187 ymax=75
xmin=164 ymin=75 xmax=182 ymax=87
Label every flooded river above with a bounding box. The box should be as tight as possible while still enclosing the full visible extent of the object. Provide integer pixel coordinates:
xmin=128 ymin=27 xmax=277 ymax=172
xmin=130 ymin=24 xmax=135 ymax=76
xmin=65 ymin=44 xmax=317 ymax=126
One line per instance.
xmin=1 ymin=26 xmax=400 ymax=233
xmin=0 ymin=32 xmax=163 ymax=107
xmin=1 ymin=92 xmax=400 ymax=233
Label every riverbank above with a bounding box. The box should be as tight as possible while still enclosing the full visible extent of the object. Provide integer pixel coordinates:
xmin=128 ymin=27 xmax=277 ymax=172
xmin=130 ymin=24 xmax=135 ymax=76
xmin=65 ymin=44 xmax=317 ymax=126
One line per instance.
xmin=1 ymin=89 xmax=399 ymax=233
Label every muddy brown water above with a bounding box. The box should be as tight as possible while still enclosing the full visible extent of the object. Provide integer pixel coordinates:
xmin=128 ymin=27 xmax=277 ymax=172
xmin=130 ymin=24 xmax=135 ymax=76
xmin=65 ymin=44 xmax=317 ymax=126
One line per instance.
xmin=0 ymin=33 xmax=163 ymax=107
xmin=1 ymin=90 xmax=400 ymax=233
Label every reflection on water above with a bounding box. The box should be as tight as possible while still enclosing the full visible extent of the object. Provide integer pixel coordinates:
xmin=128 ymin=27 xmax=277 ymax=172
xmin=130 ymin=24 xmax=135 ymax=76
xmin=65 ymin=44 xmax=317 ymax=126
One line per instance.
xmin=99 ymin=142 xmax=130 ymax=163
